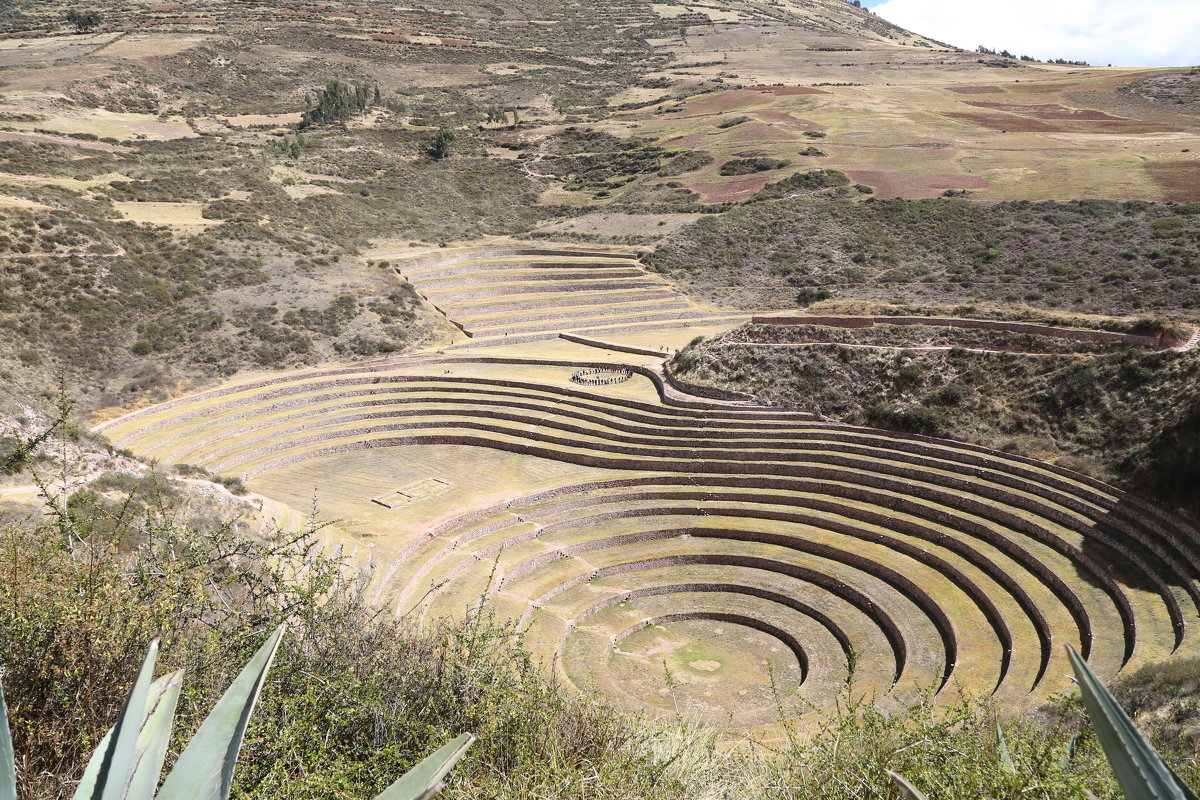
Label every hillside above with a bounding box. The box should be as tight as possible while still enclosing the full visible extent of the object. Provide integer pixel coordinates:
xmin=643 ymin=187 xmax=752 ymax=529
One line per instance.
xmin=0 ymin=0 xmax=1196 ymax=408
xmin=646 ymin=196 xmax=1200 ymax=317
xmin=666 ymin=323 xmax=1200 ymax=509
xmin=2 ymin=0 xmax=1200 ymax=793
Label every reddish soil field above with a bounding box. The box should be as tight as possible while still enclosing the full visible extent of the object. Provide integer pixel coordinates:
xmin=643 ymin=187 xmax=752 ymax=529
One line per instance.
xmin=755 ymin=109 xmax=822 ymax=129
xmin=748 ymin=86 xmax=829 ymax=96
xmin=663 ymin=133 xmax=706 ymax=148
xmin=723 ymin=120 xmax=803 ymax=144
xmin=950 ymin=103 xmax=1177 ymax=134
xmin=685 ymin=90 xmax=776 ymax=115
xmin=946 ymin=86 xmax=1005 ymax=94
xmin=685 ymin=87 xmax=827 ymax=115
xmin=846 ymin=170 xmax=988 ymax=199
xmin=692 ymin=175 xmax=775 ymax=202
xmin=965 ymin=101 xmax=1127 ymax=121
xmin=1145 ymin=161 xmax=1200 ymax=201
xmin=945 ymin=112 xmax=1069 ymax=133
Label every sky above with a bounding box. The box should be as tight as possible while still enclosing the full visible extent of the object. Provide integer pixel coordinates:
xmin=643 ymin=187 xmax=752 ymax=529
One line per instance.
xmin=861 ymin=0 xmax=1200 ymax=68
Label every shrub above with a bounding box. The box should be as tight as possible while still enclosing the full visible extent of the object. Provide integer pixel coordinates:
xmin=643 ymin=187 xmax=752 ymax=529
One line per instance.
xmin=718 ymin=157 xmax=790 ymax=176
xmin=65 ymin=8 xmax=101 ymax=32
xmin=751 ymin=169 xmax=849 ymax=201
xmin=895 ymin=361 xmax=925 ymax=388
xmin=299 ymin=80 xmax=377 ymax=128
xmin=925 ymin=383 xmax=971 ymax=406
xmin=0 ymin=627 xmax=473 ymax=800
xmin=215 ymin=474 xmax=248 ymax=494
xmin=796 ymin=287 xmax=834 ymax=306
xmin=426 ymin=127 xmax=457 ymax=160
xmin=657 ymin=150 xmax=714 ymax=177
xmin=865 ymin=402 xmax=949 ymax=436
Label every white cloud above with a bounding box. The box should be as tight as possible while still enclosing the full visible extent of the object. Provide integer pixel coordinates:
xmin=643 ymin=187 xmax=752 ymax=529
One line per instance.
xmin=867 ymin=0 xmax=1200 ymax=67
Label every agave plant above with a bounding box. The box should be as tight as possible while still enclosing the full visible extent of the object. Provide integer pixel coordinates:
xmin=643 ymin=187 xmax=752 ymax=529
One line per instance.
xmin=889 ymin=645 xmax=1198 ymax=800
xmin=0 ymin=626 xmax=473 ymax=800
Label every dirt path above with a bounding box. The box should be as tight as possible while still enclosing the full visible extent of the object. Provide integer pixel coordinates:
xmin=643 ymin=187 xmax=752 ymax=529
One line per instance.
xmin=714 ymin=341 xmax=1082 ymax=357
xmin=520 ymin=141 xmax=554 ymax=181
xmin=1174 ymin=326 xmax=1200 ymax=352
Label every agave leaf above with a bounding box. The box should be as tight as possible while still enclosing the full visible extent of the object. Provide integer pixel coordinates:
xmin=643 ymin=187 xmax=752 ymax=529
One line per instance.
xmin=71 ymin=639 xmax=159 ymax=800
xmin=373 ymin=733 xmax=475 ymax=800
xmin=1063 ymin=732 xmax=1079 ymax=772
xmin=1 ymin=678 xmax=16 ymax=800
xmin=75 ymin=668 xmax=178 ymax=800
xmin=126 ymin=670 xmax=184 ymax=800
xmin=887 ymin=770 xmax=930 ymax=800
xmin=1066 ymin=646 xmax=1199 ymax=800
xmin=156 ymin=625 xmax=286 ymax=800
xmin=996 ymin=718 xmax=1015 ymax=775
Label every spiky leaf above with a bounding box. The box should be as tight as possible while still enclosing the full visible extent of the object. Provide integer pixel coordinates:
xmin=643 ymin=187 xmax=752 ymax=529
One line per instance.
xmin=73 ymin=640 xmax=159 ymax=800
xmin=126 ymin=670 xmax=184 ymax=800
xmin=1066 ymin=645 xmax=1199 ymax=800
xmin=996 ymin=718 xmax=1015 ymax=775
xmin=0 ymin=678 xmax=16 ymax=800
xmin=888 ymin=770 xmax=930 ymax=800
xmin=374 ymin=734 xmax=475 ymax=800
xmin=75 ymin=668 xmax=179 ymax=800
xmin=156 ymin=625 xmax=285 ymax=800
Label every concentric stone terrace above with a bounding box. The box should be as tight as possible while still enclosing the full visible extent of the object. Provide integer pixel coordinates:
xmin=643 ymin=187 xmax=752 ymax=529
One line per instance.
xmin=97 ymin=347 xmax=1200 ymax=730
xmin=390 ymin=248 xmax=753 ymax=344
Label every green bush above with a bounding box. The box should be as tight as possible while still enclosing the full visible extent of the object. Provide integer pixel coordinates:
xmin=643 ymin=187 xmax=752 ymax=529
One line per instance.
xmin=718 ymin=157 xmax=791 ymax=176
xmin=796 ymin=287 xmax=834 ymax=306
xmin=657 ymin=150 xmax=714 ymax=177
xmin=895 ymin=361 xmax=925 ymax=388
xmin=751 ymin=170 xmax=849 ymax=201
xmin=865 ymin=402 xmax=950 ymax=436
xmin=925 ymin=383 xmax=971 ymax=406
xmin=65 ymin=8 xmax=102 ymax=32
xmin=299 ymin=80 xmax=377 ymax=129
xmin=427 ymin=127 xmax=457 ymax=160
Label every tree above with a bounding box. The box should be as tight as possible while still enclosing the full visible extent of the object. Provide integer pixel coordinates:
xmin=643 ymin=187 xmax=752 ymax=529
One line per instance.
xmin=426 ymin=126 xmax=456 ymax=160
xmin=65 ymin=8 xmax=102 ymax=32
xmin=298 ymin=80 xmax=377 ymax=129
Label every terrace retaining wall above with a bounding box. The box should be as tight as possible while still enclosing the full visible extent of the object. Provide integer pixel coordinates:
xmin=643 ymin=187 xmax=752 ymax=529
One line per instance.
xmin=751 ymin=315 xmax=1165 ymax=348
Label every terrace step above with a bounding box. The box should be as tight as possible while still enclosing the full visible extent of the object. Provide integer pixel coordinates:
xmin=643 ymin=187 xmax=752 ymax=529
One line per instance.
xmin=99 ymin=354 xmax=1200 ymax=723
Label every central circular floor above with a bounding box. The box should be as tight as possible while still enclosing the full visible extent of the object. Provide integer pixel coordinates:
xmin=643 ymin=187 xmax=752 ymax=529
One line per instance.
xmin=564 ymin=610 xmax=818 ymax=725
